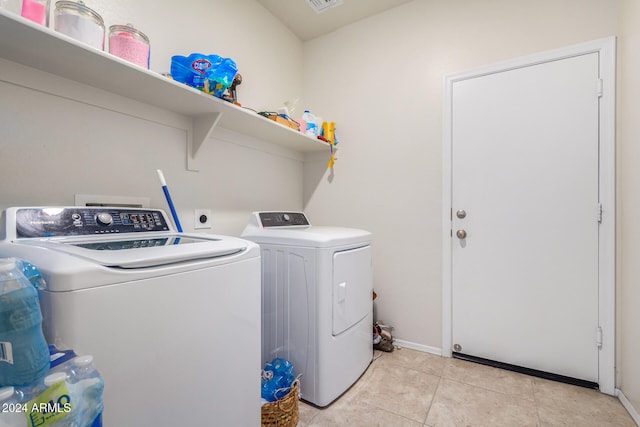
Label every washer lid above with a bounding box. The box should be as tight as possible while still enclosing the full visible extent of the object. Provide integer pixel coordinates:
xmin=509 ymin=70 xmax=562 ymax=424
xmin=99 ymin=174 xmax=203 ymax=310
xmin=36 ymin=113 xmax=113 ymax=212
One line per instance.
xmin=13 ymin=234 xmax=247 ymax=268
xmin=242 ymin=225 xmax=371 ymax=247
xmin=242 ymin=211 xmax=372 ymax=247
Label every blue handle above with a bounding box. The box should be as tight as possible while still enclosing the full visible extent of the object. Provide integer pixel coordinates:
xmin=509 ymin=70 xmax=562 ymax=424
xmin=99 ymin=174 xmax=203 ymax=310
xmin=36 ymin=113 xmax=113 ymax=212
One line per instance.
xmin=162 ymin=185 xmax=183 ymax=232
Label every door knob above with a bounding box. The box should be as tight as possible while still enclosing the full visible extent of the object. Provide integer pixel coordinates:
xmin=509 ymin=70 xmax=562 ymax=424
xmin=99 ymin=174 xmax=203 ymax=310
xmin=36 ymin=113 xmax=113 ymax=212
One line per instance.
xmin=456 ymin=209 xmax=467 ymax=219
xmin=456 ymin=230 xmax=467 ymax=239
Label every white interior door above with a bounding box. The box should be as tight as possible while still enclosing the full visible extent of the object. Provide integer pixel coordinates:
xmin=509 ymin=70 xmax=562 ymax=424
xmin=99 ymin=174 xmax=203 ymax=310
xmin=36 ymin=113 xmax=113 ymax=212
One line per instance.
xmin=450 ymin=53 xmax=600 ymax=382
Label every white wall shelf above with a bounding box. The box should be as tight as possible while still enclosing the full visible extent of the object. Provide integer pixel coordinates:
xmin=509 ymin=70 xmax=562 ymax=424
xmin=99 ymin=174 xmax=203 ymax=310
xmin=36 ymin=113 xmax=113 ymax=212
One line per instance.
xmin=0 ymin=10 xmax=329 ymax=168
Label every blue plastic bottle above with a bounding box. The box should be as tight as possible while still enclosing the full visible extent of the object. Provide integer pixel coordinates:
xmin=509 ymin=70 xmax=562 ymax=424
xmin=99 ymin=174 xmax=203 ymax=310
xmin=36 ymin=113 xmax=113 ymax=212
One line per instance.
xmin=0 ymin=259 xmax=49 ymax=387
xmin=0 ymin=386 xmax=27 ymax=427
xmin=302 ymin=110 xmax=317 ymax=137
xmin=67 ymin=355 xmax=104 ymax=427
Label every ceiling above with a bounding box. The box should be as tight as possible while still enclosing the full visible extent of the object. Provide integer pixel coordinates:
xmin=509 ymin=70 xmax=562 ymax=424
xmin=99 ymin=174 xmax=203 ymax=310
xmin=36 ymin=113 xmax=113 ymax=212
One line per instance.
xmin=256 ymin=0 xmax=415 ymax=41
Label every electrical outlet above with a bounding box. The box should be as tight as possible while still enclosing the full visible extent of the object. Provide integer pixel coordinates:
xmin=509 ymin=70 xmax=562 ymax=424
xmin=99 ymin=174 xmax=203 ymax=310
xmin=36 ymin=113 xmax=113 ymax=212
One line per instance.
xmin=194 ymin=209 xmax=212 ymax=229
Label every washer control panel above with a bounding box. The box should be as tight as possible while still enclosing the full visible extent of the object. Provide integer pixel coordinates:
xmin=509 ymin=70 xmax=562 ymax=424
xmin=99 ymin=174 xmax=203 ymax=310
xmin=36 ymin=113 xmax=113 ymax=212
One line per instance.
xmin=258 ymin=212 xmax=309 ymax=228
xmin=14 ymin=207 xmax=170 ymax=238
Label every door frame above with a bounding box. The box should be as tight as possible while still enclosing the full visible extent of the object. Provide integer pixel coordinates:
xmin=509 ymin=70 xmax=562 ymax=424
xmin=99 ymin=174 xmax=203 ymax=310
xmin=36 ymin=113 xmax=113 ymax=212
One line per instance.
xmin=442 ymin=37 xmax=616 ymax=395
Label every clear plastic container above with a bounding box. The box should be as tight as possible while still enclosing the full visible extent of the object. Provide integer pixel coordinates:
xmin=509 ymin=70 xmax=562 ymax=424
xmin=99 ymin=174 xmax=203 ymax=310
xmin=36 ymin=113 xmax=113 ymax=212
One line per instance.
xmin=54 ymin=1 xmax=104 ymax=50
xmin=109 ymin=24 xmax=150 ymax=69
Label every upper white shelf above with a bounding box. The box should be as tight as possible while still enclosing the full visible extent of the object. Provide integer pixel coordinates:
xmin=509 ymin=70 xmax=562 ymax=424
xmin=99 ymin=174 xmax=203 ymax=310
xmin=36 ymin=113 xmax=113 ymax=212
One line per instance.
xmin=0 ymin=10 xmax=329 ymax=153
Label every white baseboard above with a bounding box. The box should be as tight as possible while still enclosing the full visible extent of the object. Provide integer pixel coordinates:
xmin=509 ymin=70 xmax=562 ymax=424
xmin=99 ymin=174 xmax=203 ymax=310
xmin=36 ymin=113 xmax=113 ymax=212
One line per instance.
xmin=617 ymin=389 xmax=640 ymax=426
xmin=392 ymin=339 xmax=443 ymax=357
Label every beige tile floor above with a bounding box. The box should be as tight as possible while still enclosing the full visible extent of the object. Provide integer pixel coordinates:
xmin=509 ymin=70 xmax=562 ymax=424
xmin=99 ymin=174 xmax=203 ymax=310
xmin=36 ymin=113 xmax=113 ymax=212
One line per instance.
xmin=297 ymin=348 xmax=637 ymax=427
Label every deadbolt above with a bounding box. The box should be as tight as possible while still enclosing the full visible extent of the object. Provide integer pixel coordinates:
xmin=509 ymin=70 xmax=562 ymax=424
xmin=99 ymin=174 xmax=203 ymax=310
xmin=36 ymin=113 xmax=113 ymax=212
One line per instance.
xmin=456 ymin=209 xmax=467 ymax=219
xmin=456 ymin=230 xmax=467 ymax=239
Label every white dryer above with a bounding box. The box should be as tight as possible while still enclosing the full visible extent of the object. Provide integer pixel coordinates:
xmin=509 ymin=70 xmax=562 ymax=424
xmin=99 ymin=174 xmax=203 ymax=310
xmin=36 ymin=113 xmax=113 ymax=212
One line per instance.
xmin=0 ymin=207 xmax=261 ymax=427
xmin=242 ymin=212 xmax=373 ymax=407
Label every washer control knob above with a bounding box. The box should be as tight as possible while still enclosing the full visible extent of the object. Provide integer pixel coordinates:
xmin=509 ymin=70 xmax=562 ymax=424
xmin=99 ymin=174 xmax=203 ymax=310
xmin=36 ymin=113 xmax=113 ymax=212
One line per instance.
xmin=282 ymin=213 xmax=291 ymax=222
xmin=96 ymin=212 xmax=113 ymax=226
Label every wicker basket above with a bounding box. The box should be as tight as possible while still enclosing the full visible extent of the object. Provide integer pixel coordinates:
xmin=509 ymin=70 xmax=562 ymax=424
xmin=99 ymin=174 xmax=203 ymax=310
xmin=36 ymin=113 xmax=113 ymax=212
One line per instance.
xmin=261 ymin=380 xmax=300 ymax=427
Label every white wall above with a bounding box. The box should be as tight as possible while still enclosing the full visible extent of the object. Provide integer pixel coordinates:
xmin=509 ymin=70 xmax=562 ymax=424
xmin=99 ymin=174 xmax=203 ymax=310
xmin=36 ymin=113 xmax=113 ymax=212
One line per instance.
xmin=619 ymin=0 xmax=640 ymax=416
xmin=3 ymin=0 xmax=639 ymax=417
xmin=90 ymin=0 xmax=302 ymax=112
xmin=0 ymin=0 xmax=305 ymax=236
xmin=302 ymin=0 xmax=621 ymax=353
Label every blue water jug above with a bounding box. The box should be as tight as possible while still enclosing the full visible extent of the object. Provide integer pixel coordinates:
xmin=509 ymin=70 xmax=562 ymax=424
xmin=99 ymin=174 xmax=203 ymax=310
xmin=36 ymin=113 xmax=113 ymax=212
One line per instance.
xmin=0 ymin=258 xmax=49 ymax=386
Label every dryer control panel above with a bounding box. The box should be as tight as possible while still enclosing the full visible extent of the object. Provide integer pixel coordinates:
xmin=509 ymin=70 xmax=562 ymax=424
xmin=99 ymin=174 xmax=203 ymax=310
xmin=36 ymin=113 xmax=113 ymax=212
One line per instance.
xmin=258 ymin=212 xmax=309 ymax=228
xmin=12 ymin=207 xmax=171 ymax=238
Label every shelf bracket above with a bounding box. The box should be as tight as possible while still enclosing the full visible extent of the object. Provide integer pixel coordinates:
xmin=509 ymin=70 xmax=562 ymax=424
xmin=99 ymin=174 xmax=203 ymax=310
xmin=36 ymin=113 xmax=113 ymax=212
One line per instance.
xmin=187 ymin=112 xmax=222 ymax=171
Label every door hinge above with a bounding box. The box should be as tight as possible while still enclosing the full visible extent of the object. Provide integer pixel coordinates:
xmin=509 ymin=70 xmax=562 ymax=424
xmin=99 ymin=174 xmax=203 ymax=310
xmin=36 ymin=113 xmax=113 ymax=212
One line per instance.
xmin=597 ymin=79 xmax=603 ymax=97
xmin=598 ymin=203 xmax=603 ymax=224
xmin=596 ymin=326 xmax=603 ymax=349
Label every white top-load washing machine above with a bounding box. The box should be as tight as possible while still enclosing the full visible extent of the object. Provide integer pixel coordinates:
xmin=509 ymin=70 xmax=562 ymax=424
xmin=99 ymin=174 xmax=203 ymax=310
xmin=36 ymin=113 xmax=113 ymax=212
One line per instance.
xmin=0 ymin=206 xmax=261 ymax=427
xmin=242 ymin=211 xmax=373 ymax=407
